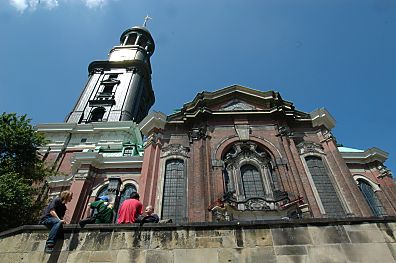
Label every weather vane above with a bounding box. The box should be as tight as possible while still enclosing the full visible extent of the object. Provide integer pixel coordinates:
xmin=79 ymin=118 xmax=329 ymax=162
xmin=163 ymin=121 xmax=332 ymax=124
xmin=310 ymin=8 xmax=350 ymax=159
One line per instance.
xmin=143 ymin=15 xmax=152 ymax=27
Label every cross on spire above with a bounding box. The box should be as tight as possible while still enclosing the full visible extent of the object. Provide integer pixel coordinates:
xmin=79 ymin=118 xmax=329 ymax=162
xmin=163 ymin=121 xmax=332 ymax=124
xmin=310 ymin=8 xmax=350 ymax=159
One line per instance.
xmin=143 ymin=15 xmax=152 ymax=27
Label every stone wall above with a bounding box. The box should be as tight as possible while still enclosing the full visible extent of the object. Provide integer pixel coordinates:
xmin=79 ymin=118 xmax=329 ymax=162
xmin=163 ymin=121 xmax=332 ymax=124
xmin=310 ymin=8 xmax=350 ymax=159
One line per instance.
xmin=1 ymin=218 xmax=396 ymax=263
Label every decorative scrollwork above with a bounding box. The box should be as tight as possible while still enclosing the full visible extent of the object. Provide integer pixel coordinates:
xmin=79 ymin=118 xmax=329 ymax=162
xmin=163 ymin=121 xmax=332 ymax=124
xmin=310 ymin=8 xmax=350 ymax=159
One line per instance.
xmin=244 ymin=199 xmax=272 ymax=211
xmin=296 ymin=141 xmax=324 ymax=155
xmin=277 ymin=125 xmax=293 ymax=137
xmin=224 ymin=141 xmax=270 ymax=165
xmin=377 ymin=163 xmax=393 ymax=179
xmin=161 ymin=144 xmax=190 ymax=158
xmin=189 ymin=127 xmax=207 ymax=142
xmin=207 ymin=191 xmax=306 ymax=222
xmin=322 ymin=129 xmax=336 ymax=142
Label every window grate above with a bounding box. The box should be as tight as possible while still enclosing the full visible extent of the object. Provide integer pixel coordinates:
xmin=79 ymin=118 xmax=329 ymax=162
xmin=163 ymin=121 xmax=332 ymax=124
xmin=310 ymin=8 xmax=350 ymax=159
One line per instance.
xmin=241 ymin=164 xmax=265 ymax=199
xmin=306 ymin=156 xmax=345 ymax=217
xmin=359 ymin=180 xmax=386 ymax=216
xmin=162 ymin=159 xmax=186 ymax=222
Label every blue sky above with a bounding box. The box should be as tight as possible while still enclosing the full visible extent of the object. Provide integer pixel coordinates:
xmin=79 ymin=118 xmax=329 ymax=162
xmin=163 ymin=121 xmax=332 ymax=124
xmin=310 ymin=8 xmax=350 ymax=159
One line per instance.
xmin=1 ymin=0 xmax=395 ymax=172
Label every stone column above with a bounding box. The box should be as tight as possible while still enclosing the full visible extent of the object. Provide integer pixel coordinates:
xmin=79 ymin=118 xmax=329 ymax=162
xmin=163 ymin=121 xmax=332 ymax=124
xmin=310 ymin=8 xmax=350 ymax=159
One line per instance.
xmin=281 ymin=136 xmax=304 ymax=198
xmin=139 ymin=130 xmax=163 ymax=209
xmin=372 ymin=165 xmax=396 ymax=215
xmin=188 ymin=127 xmax=208 ymax=222
xmin=321 ymin=131 xmax=370 ymax=217
xmin=66 ymin=166 xmax=95 ymax=223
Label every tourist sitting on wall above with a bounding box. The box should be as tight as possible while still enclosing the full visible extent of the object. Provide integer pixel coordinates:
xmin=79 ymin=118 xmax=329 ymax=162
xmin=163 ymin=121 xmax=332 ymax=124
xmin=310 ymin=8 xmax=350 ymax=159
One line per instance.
xmin=136 ymin=205 xmax=160 ymax=225
xmin=40 ymin=190 xmax=73 ymax=253
xmin=117 ymin=192 xmax=143 ymax=224
xmin=79 ymin=196 xmax=114 ymax=227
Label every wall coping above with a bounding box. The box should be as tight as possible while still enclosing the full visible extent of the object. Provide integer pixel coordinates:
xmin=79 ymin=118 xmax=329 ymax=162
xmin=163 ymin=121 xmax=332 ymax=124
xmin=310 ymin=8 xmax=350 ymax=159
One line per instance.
xmin=2 ymin=216 xmax=396 ymax=239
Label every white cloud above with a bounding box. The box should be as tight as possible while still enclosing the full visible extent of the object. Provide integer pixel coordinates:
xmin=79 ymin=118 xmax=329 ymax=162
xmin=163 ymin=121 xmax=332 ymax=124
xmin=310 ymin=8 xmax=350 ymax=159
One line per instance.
xmin=85 ymin=0 xmax=106 ymax=9
xmin=9 ymin=0 xmax=28 ymax=12
xmin=43 ymin=0 xmax=59 ymax=9
xmin=8 ymin=0 xmax=106 ymax=12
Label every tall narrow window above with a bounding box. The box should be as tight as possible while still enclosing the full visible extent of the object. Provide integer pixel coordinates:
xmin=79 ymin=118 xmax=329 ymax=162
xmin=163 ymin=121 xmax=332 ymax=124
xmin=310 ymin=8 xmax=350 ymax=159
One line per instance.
xmin=125 ymin=33 xmax=137 ymax=45
xmin=358 ymin=180 xmax=386 ymax=217
xmin=241 ymin=164 xmax=265 ymax=199
xmin=305 ymin=156 xmax=345 ymax=217
xmin=162 ymin=159 xmax=186 ymax=222
xmin=90 ymin=107 xmax=105 ymax=122
xmin=102 ymin=84 xmax=114 ymax=95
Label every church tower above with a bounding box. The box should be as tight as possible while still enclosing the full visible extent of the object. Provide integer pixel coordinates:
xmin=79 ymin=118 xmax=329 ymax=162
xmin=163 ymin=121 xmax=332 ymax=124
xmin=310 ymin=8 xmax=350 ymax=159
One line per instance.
xmin=37 ymin=22 xmax=157 ymax=223
xmin=66 ymin=25 xmax=155 ymax=124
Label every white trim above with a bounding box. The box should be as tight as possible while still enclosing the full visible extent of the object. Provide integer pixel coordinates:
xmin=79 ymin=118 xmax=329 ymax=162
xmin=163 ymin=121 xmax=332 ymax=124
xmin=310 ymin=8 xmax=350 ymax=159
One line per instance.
xmin=353 ymin=175 xmax=381 ymax=192
xmin=90 ymin=179 xmax=139 ymax=197
xmin=120 ymin=179 xmax=139 ymax=193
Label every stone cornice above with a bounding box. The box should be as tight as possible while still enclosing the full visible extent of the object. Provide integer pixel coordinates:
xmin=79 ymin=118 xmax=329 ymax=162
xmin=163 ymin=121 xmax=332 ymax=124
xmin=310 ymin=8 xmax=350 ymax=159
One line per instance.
xmin=37 ymin=121 xmax=140 ymax=133
xmin=310 ymin=108 xmax=336 ymax=130
xmin=167 ymin=85 xmax=311 ymax=123
xmin=339 ymin=147 xmax=388 ymax=164
xmin=138 ymin=111 xmax=167 ymax=136
xmin=71 ymin=151 xmax=143 ymax=173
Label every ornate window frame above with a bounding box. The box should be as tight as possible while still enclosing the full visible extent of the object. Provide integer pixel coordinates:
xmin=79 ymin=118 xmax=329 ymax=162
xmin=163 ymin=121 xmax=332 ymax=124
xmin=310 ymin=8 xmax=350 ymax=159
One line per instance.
xmin=223 ymin=141 xmax=276 ymax=203
xmin=156 ymin=144 xmax=189 ymax=221
xmin=298 ymin=141 xmax=351 ymax=215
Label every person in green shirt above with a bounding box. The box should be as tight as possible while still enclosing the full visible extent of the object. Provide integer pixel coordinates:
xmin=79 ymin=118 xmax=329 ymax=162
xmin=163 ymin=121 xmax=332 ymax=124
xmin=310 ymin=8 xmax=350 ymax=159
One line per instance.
xmin=79 ymin=196 xmax=114 ymax=227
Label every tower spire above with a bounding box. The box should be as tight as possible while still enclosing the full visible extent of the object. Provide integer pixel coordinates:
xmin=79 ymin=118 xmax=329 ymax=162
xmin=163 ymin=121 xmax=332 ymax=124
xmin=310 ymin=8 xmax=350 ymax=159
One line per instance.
xmin=66 ymin=24 xmax=156 ymax=124
xmin=143 ymin=15 xmax=152 ymax=27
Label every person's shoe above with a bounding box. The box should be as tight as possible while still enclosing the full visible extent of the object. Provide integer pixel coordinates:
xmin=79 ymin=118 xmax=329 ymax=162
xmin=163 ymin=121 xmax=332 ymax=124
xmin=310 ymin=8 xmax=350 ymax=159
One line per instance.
xmin=79 ymin=221 xmax=86 ymax=227
xmin=44 ymin=243 xmax=54 ymax=253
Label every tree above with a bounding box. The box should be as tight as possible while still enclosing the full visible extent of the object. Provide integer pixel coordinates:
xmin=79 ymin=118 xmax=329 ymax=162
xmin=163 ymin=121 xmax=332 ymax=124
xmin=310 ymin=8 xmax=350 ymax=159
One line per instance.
xmin=0 ymin=113 xmax=50 ymax=231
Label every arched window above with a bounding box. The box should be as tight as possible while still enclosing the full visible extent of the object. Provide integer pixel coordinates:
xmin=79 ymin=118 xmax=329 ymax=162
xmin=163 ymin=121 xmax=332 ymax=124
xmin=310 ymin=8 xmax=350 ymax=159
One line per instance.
xmin=241 ymin=164 xmax=265 ymax=199
xmin=118 ymin=184 xmax=137 ymax=208
xmin=95 ymin=183 xmax=138 ymax=222
xmin=96 ymin=185 xmax=108 ymax=198
xmin=222 ymin=142 xmax=277 ymax=202
xmin=358 ymin=179 xmax=386 ymax=217
xmin=305 ymin=156 xmax=345 ymax=217
xmin=125 ymin=33 xmax=137 ymax=45
xmin=90 ymin=107 xmax=105 ymax=122
xmin=162 ymin=159 xmax=186 ymax=223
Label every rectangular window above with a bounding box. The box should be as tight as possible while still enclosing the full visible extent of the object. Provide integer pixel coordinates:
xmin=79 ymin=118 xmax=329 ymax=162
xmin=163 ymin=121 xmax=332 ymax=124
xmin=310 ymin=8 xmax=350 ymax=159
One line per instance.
xmin=123 ymin=147 xmax=134 ymax=156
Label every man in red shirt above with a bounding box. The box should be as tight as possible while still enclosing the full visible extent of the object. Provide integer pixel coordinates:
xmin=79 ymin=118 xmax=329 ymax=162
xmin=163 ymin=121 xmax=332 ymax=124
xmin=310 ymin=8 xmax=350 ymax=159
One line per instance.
xmin=117 ymin=192 xmax=143 ymax=224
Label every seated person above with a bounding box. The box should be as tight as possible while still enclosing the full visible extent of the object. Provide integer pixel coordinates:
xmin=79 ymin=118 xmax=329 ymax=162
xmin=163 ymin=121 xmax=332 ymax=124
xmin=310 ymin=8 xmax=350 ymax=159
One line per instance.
xmin=79 ymin=196 xmax=113 ymax=226
xmin=40 ymin=190 xmax=73 ymax=252
xmin=136 ymin=205 xmax=160 ymax=224
xmin=118 ymin=192 xmax=143 ymax=224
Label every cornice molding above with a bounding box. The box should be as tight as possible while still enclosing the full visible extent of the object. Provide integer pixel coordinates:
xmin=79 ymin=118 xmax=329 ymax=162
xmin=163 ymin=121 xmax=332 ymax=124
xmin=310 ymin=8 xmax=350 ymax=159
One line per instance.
xmin=167 ymin=85 xmax=311 ymax=123
xmin=310 ymin=108 xmax=336 ymax=130
xmin=138 ymin=111 xmax=167 ymax=136
xmin=339 ymin=147 xmax=388 ymax=164
xmin=71 ymin=152 xmax=143 ymax=174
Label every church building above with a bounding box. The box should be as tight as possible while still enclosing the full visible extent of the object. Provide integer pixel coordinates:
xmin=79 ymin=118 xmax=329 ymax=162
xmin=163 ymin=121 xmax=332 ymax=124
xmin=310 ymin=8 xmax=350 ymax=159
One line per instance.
xmin=36 ymin=24 xmax=395 ymax=224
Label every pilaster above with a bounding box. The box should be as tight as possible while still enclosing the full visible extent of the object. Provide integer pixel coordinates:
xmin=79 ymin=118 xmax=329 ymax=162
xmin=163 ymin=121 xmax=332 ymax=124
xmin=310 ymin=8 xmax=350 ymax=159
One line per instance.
xmin=320 ymin=130 xmax=369 ymax=217
xmin=67 ymin=166 xmax=95 ymax=223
